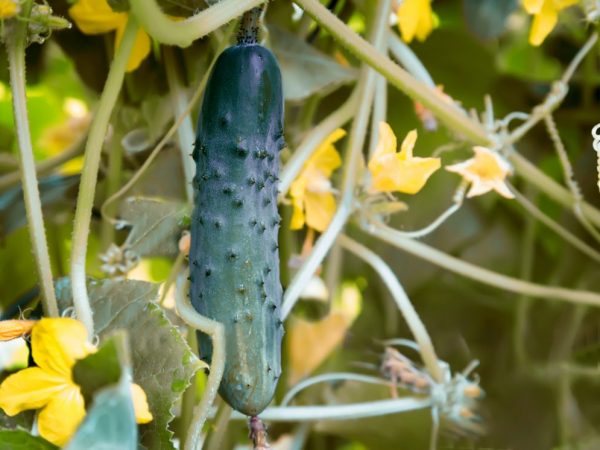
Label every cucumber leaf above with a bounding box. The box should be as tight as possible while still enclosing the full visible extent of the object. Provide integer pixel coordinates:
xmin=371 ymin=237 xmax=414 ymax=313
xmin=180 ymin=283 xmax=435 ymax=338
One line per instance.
xmin=0 ymin=430 xmax=57 ymax=450
xmin=56 ymin=278 xmax=203 ymax=450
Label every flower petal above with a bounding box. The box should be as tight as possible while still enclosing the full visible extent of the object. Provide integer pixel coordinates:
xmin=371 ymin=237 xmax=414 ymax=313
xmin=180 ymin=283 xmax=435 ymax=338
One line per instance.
xmin=393 ymin=157 xmax=441 ymax=194
xmin=0 ymin=320 xmax=36 ymax=341
xmin=290 ymin=195 xmax=306 ymax=230
xmin=0 ymin=0 xmax=18 ymax=19
xmin=69 ymin=0 xmax=126 ymax=35
xmin=398 ymin=129 xmax=418 ymax=160
xmin=528 ymin=1 xmax=558 ymax=46
xmin=115 ymin=23 xmax=151 ymax=72
xmin=0 ymin=367 xmax=67 ymax=416
xmin=304 ymin=192 xmax=336 ymax=232
xmin=38 ymin=386 xmax=86 ymax=447
xmin=130 ymin=383 xmax=153 ymax=424
xmin=523 ymin=0 xmax=545 ymax=14
xmin=372 ymin=122 xmax=397 ymax=160
xmin=308 ymin=129 xmax=345 ymax=176
xmin=490 ymin=180 xmax=515 ymax=199
xmin=398 ymin=0 xmax=436 ymax=43
xmin=32 ymin=318 xmax=92 ymax=377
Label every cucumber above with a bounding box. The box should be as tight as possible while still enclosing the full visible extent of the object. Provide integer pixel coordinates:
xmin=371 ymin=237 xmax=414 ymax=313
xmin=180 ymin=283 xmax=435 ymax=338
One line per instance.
xmin=189 ymin=37 xmax=285 ymax=416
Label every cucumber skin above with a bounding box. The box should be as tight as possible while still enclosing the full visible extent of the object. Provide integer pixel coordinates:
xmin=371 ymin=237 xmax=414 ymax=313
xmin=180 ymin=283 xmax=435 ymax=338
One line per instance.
xmin=190 ymin=44 xmax=284 ymax=417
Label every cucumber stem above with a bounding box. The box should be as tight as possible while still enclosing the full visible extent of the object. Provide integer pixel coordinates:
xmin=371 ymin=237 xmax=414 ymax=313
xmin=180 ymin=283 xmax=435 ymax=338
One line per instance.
xmin=237 ymin=6 xmax=263 ymax=45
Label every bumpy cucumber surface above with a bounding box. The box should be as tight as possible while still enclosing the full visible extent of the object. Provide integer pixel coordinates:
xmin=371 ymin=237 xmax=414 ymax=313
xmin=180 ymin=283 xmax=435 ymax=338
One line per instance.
xmin=190 ymin=43 xmax=285 ymax=416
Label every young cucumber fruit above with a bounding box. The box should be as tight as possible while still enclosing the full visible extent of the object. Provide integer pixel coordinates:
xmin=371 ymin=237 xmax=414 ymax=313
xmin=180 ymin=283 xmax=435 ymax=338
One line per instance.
xmin=190 ymin=42 xmax=285 ymax=416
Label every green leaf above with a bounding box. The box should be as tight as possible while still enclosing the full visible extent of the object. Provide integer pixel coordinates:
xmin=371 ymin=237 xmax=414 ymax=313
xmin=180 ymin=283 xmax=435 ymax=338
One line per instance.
xmin=497 ymin=39 xmax=562 ymax=82
xmin=65 ymin=378 xmax=137 ymax=450
xmin=0 ymin=430 xmax=57 ymax=450
xmin=269 ymin=26 xmax=357 ymax=103
xmin=118 ymin=197 xmax=188 ymax=259
xmin=72 ymin=335 xmax=122 ymax=403
xmin=0 ymin=175 xmax=79 ymax=237
xmin=56 ymin=278 xmax=203 ymax=450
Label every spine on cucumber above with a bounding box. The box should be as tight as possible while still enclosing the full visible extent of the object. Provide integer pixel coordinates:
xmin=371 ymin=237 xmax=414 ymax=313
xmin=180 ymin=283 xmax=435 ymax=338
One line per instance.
xmin=190 ymin=40 xmax=285 ymax=416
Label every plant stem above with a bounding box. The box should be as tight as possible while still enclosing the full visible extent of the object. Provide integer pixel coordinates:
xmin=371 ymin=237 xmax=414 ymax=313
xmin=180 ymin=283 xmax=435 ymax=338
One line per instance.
xmin=229 ymin=397 xmax=431 ymax=421
xmin=388 ymin=33 xmax=435 ymax=88
xmin=366 ymin=219 xmax=600 ymax=307
xmin=164 ymin=47 xmax=195 ymax=203
xmin=282 ymin=0 xmax=391 ymax=319
xmin=204 ymin=403 xmax=232 ymax=450
xmin=511 ymin=185 xmax=600 ymax=263
xmin=0 ymin=131 xmax=86 ymax=192
xmin=294 ymin=0 xmax=489 ymax=144
xmin=295 ymin=0 xmax=600 ymax=228
xmin=175 ymin=271 xmax=225 ymax=450
xmin=279 ymin=89 xmax=359 ymax=196
xmin=508 ymin=148 xmax=600 ymax=226
xmin=513 ymin=191 xmax=536 ymax=366
xmin=281 ymin=372 xmax=394 ymax=406
xmin=544 ymin=114 xmax=600 ymax=243
xmin=101 ymin=127 xmax=124 ymax=249
xmin=101 ymin=20 xmax=238 ymax=222
xmin=6 ymin=1 xmax=58 ymax=317
xmin=70 ymin=19 xmax=138 ymax=336
xmin=339 ymin=235 xmax=443 ymax=382
xmin=129 ymin=0 xmax=265 ymax=47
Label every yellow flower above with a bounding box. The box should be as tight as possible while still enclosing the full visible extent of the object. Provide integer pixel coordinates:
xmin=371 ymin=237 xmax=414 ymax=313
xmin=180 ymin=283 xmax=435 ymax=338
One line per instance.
xmin=368 ymin=122 xmax=440 ymax=194
xmin=69 ymin=0 xmax=150 ymax=72
xmin=290 ymin=129 xmax=345 ymax=232
xmin=0 ymin=0 xmax=18 ymax=18
xmin=523 ymin=0 xmax=579 ymax=46
xmin=397 ymin=0 xmax=439 ymax=43
xmin=445 ymin=146 xmax=514 ymax=199
xmin=0 ymin=320 xmax=36 ymax=341
xmin=0 ymin=318 xmax=152 ymax=447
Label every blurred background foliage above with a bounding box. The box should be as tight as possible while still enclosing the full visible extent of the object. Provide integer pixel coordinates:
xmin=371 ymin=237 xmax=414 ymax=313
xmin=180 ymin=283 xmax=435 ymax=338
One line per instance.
xmin=1 ymin=0 xmax=600 ymax=449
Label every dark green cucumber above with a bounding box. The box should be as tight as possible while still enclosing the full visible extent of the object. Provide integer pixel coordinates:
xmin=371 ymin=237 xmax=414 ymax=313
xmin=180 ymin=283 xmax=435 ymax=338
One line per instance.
xmin=190 ymin=42 xmax=284 ymax=416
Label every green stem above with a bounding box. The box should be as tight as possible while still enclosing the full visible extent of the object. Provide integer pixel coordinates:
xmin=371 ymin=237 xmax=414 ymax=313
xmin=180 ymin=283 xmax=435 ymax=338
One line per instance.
xmin=511 ymin=185 xmax=600 ymax=263
xmin=509 ymin=148 xmax=600 ymax=226
xmin=388 ymin=33 xmax=435 ymax=88
xmin=175 ymin=271 xmax=225 ymax=450
xmin=513 ymin=192 xmax=536 ymax=366
xmin=294 ymin=0 xmax=489 ymax=144
xmin=101 ymin=20 xmax=238 ymax=223
xmin=279 ymin=89 xmax=359 ymax=196
xmin=204 ymin=403 xmax=232 ymax=450
xmin=164 ymin=47 xmax=195 ymax=203
xmin=6 ymin=0 xmax=58 ymax=317
xmin=295 ymin=0 xmax=600 ymax=229
xmin=544 ymin=114 xmax=600 ymax=243
xmin=0 ymin=131 xmax=86 ymax=192
xmin=282 ymin=0 xmax=391 ymax=319
xmin=129 ymin=0 xmax=265 ymax=47
xmin=70 ymin=19 xmax=138 ymax=336
xmin=339 ymin=235 xmax=443 ymax=382
xmin=366 ymin=219 xmax=600 ymax=307
xmin=101 ymin=127 xmax=124 ymax=249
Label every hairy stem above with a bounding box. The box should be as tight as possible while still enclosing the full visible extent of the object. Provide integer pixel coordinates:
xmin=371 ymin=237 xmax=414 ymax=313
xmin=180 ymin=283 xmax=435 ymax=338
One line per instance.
xmin=366 ymin=219 xmax=600 ymax=307
xmin=279 ymin=90 xmax=360 ymax=196
xmin=230 ymin=397 xmax=431 ymax=421
xmin=0 ymin=131 xmax=86 ymax=191
xmin=164 ymin=47 xmax=196 ymax=203
xmin=176 ymin=271 xmax=225 ymax=450
xmin=70 ymin=19 xmax=138 ymax=336
xmin=6 ymin=1 xmax=58 ymax=317
xmin=101 ymin=20 xmax=238 ymax=223
xmin=282 ymin=0 xmax=391 ymax=318
xmin=129 ymin=0 xmax=265 ymax=47
xmin=339 ymin=235 xmax=443 ymax=382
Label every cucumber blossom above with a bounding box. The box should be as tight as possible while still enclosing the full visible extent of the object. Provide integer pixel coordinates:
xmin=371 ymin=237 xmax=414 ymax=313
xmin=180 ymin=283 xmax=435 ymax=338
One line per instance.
xmin=189 ymin=41 xmax=284 ymax=416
